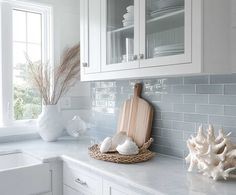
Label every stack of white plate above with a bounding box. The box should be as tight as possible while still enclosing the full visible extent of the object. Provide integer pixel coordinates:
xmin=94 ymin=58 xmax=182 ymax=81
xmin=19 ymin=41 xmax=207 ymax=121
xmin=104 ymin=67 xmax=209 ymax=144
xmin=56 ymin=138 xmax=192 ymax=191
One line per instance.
xmin=153 ymin=43 xmax=184 ymax=57
xmin=122 ymin=5 xmax=134 ymax=27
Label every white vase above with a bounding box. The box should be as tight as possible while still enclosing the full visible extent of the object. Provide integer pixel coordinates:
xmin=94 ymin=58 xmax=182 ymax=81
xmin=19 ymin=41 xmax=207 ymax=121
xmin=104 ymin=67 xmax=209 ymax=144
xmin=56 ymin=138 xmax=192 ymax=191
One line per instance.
xmin=37 ymin=105 xmax=64 ymax=142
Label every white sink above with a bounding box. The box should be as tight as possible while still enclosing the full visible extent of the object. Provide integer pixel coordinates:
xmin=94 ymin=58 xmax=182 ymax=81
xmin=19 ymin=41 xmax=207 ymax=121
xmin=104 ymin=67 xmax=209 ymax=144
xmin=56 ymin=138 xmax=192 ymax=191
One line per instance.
xmin=0 ymin=151 xmax=41 ymax=171
xmin=0 ymin=151 xmax=51 ymax=195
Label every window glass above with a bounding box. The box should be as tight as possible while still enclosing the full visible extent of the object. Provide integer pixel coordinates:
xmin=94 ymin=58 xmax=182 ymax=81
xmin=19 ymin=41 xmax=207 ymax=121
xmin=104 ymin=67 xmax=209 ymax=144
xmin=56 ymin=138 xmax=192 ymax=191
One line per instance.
xmin=12 ymin=10 xmax=42 ymax=120
xmin=13 ymin=10 xmax=26 ymax=42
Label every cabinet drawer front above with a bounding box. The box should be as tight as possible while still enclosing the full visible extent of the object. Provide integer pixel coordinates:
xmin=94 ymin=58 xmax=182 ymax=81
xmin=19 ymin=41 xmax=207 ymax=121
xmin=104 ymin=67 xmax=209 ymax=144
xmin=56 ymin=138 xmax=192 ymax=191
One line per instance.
xmin=63 ymin=184 xmax=86 ymax=195
xmin=63 ymin=163 xmax=102 ymax=194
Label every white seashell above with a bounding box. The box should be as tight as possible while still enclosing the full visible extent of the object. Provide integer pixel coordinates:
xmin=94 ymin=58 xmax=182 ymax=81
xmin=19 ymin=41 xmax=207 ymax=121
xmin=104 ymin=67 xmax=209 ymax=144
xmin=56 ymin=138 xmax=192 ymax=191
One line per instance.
xmin=100 ymin=137 xmax=112 ymax=153
xmin=116 ymin=139 xmax=139 ymax=155
xmin=110 ymin=132 xmax=131 ymax=150
xmin=185 ymin=124 xmax=236 ymax=181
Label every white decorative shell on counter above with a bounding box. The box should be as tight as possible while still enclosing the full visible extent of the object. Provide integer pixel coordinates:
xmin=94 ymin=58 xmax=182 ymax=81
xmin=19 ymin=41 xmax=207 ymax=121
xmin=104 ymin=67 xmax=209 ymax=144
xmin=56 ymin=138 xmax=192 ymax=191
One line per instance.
xmin=100 ymin=137 xmax=112 ymax=153
xmin=116 ymin=139 xmax=139 ymax=155
xmin=111 ymin=132 xmax=130 ymax=150
xmin=185 ymin=124 xmax=236 ymax=180
xmin=100 ymin=131 xmax=133 ymax=153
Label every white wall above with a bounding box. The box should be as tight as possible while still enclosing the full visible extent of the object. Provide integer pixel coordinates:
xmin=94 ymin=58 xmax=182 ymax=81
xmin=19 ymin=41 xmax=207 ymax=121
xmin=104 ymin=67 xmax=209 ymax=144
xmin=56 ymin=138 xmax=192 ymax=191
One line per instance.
xmin=22 ymin=0 xmax=80 ymax=64
xmin=231 ymin=0 xmax=236 ymax=72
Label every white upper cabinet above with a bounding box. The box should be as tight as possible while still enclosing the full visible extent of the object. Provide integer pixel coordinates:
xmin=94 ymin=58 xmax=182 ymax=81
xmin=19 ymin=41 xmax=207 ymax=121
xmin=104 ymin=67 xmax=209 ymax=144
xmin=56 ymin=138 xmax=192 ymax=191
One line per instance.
xmin=80 ymin=0 xmax=234 ymax=81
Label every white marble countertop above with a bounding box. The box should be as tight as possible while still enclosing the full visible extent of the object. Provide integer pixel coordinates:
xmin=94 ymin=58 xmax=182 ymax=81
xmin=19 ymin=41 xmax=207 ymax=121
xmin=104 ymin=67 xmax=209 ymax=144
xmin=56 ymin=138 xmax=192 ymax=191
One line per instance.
xmin=0 ymin=137 xmax=235 ymax=195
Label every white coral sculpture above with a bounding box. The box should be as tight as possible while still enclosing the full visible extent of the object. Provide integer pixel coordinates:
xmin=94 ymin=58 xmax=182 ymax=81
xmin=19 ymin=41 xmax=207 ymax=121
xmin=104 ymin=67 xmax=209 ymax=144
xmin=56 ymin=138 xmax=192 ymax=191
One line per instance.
xmin=185 ymin=124 xmax=236 ymax=180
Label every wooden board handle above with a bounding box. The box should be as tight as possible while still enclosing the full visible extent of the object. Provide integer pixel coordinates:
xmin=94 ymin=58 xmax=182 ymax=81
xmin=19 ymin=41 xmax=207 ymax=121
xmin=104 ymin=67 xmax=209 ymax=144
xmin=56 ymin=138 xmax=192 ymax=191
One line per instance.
xmin=134 ymin=83 xmax=142 ymax=97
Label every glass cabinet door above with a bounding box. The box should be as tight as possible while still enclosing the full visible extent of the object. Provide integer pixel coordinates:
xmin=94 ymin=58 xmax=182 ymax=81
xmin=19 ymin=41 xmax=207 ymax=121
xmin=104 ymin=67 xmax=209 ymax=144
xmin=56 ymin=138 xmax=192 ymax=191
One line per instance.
xmin=140 ymin=0 xmax=192 ymax=67
xmin=101 ymin=0 xmax=139 ymax=71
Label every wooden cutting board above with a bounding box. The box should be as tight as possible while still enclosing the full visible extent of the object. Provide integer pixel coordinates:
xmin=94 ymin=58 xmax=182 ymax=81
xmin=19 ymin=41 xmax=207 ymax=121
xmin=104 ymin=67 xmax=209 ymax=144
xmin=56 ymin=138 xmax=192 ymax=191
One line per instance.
xmin=117 ymin=83 xmax=154 ymax=147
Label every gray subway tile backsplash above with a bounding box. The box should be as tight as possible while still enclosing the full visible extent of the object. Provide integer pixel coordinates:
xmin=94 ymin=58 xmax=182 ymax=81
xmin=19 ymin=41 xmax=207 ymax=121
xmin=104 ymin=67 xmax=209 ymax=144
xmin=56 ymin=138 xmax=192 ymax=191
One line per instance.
xmin=164 ymin=77 xmax=183 ymax=85
xmin=154 ymin=103 xmax=173 ymax=112
xmin=173 ymin=104 xmax=195 ymax=113
xmin=224 ymin=106 xmax=236 ymax=116
xmin=184 ymin=94 xmax=208 ymax=104
xmin=161 ymin=129 xmax=183 ymax=140
xmin=196 ymin=84 xmax=223 ymax=94
xmin=151 ymin=144 xmax=184 ymax=158
xmin=172 ymin=121 xmax=196 ymax=132
xmin=209 ymin=95 xmax=236 ymax=105
xmin=90 ymin=74 xmax=236 ymax=158
xmin=209 ymin=115 xmax=224 ymax=125
xmin=162 ymin=94 xmax=183 ymax=104
xmin=223 ymin=116 xmax=236 ymax=127
xmin=224 ymin=84 xmax=236 ymax=95
xmin=172 ymin=85 xmax=195 ymax=94
xmin=161 ymin=112 xmax=184 ymax=121
xmin=184 ymin=113 xmax=208 ymax=123
xmin=210 ymin=74 xmax=236 ymax=84
xmin=184 ymin=75 xmax=209 ymax=84
xmin=153 ymin=119 xmax=172 ymax=129
xmin=196 ymin=105 xmax=224 ymax=115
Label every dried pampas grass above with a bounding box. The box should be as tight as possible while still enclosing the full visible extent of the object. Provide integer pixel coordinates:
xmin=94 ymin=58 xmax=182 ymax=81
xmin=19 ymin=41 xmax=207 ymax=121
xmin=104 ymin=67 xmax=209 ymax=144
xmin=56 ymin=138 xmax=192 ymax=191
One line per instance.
xmin=27 ymin=44 xmax=80 ymax=105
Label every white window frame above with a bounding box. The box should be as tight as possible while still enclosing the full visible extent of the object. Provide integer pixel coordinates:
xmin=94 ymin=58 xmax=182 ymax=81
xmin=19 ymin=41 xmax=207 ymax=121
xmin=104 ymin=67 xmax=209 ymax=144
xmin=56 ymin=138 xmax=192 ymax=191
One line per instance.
xmin=0 ymin=0 xmax=53 ymax=133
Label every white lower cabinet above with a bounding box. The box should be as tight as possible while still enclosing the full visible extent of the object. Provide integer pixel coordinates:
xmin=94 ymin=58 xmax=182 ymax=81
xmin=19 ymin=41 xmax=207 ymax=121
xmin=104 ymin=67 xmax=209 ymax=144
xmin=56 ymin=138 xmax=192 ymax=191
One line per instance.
xmin=63 ymin=162 xmax=103 ymax=195
xmin=103 ymin=180 xmax=141 ymax=195
xmin=63 ymin=161 xmax=152 ymax=195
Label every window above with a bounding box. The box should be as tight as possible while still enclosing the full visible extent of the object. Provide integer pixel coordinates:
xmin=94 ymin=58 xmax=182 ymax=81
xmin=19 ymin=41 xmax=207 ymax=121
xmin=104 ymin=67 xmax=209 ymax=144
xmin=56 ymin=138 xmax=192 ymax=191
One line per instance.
xmin=0 ymin=1 xmax=52 ymax=126
xmin=13 ymin=10 xmax=42 ymax=120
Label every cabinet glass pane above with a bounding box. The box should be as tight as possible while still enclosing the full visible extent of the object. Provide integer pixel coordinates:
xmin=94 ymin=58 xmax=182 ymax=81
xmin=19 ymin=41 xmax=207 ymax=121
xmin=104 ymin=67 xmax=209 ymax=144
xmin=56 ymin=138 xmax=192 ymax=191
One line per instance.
xmin=106 ymin=0 xmax=134 ymax=64
xmin=146 ymin=0 xmax=185 ymax=59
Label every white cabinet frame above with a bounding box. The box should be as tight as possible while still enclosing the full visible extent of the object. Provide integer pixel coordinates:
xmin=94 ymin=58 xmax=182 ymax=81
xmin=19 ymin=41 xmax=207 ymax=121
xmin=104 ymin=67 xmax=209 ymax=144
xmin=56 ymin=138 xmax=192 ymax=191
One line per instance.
xmin=80 ymin=0 xmax=101 ymax=75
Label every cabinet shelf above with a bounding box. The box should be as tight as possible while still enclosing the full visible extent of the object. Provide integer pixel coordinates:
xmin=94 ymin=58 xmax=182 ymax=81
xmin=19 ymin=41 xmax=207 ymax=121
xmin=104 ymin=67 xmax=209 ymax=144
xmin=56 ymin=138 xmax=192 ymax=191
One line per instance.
xmin=107 ymin=25 xmax=134 ymax=35
xmin=107 ymin=8 xmax=184 ymax=35
xmin=147 ymin=9 xmax=184 ymax=24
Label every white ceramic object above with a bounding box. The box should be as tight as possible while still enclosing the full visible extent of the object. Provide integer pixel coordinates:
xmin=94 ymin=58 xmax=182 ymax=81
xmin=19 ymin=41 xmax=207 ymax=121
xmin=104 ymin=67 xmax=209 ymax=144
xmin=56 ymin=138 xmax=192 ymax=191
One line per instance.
xmin=66 ymin=116 xmax=87 ymax=137
xmin=116 ymin=139 xmax=139 ymax=155
xmin=111 ymin=132 xmax=130 ymax=150
xmin=126 ymin=5 xmax=134 ymax=13
xmin=37 ymin=105 xmax=64 ymax=142
xmin=100 ymin=137 xmax=112 ymax=153
xmin=185 ymin=124 xmax=236 ymax=180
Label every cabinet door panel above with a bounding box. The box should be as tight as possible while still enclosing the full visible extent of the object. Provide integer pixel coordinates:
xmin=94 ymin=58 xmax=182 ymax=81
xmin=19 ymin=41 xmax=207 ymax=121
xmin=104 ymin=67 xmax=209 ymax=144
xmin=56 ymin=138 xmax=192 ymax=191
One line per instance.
xmin=140 ymin=0 xmax=192 ymax=68
xmin=63 ymin=185 xmax=84 ymax=195
xmin=101 ymin=0 xmax=139 ymax=71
